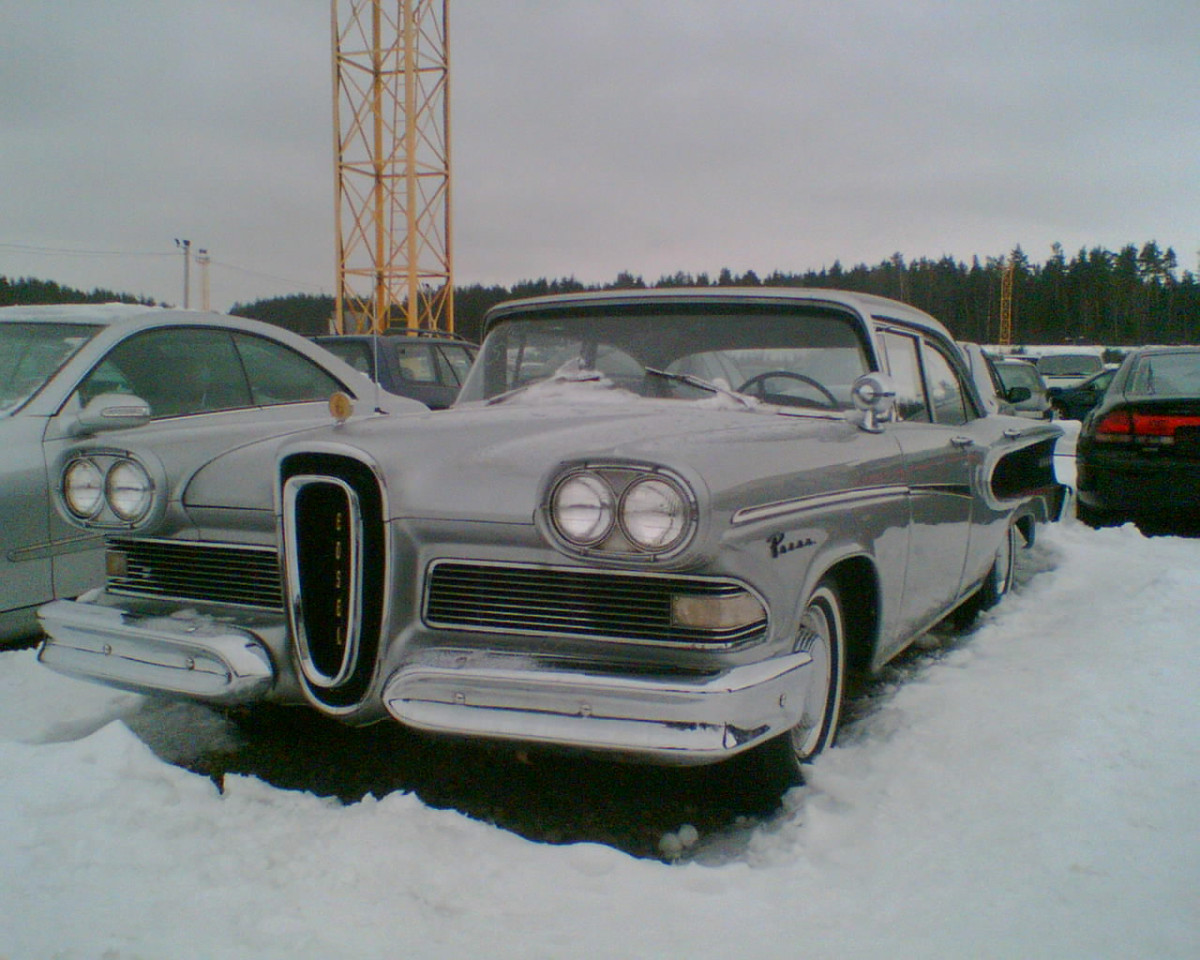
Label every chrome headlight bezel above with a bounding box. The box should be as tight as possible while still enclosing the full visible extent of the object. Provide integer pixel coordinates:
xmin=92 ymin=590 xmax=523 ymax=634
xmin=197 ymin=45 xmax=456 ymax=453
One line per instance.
xmin=548 ymin=470 xmax=616 ymax=546
xmin=105 ymin=458 xmax=154 ymax=522
xmin=619 ymin=476 xmax=690 ymax=552
xmin=59 ymin=453 xmax=160 ymax=528
xmin=62 ymin=457 xmax=105 ymax=519
xmin=543 ymin=463 xmax=699 ymax=562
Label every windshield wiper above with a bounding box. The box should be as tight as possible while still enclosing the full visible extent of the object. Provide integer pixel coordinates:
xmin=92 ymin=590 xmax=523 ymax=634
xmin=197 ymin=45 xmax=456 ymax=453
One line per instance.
xmin=644 ymin=367 xmax=757 ymax=408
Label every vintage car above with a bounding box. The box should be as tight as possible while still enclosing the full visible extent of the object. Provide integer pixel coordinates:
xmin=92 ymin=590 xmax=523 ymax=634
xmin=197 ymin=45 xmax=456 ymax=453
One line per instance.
xmin=0 ymin=302 xmax=423 ymax=646
xmin=37 ymin=289 xmax=1064 ymax=780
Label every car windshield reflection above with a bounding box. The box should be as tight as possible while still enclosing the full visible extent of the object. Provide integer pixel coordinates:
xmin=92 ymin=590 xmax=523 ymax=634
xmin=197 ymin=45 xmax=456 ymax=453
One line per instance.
xmin=0 ymin=322 xmax=101 ymax=415
xmin=458 ymin=306 xmax=871 ymax=411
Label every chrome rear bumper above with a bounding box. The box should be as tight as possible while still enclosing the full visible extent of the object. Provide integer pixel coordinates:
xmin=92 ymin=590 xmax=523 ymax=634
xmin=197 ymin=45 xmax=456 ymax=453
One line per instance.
xmin=37 ymin=599 xmax=276 ymax=705
xmin=382 ymin=648 xmax=813 ymax=764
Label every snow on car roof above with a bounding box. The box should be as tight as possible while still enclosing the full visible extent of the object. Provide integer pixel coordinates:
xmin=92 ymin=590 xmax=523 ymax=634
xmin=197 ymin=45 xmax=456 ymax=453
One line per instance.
xmin=0 ymin=302 xmax=163 ymax=324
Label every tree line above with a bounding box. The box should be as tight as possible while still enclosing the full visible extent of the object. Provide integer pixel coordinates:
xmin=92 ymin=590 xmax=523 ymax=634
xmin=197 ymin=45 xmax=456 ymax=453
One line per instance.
xmin=233 ymin=242 xmax=1197 ymax=347
xmin=7 ymin=240 xmax=1197 ymax=347
xmin=0 ymin=275 xmax=154 ymax=308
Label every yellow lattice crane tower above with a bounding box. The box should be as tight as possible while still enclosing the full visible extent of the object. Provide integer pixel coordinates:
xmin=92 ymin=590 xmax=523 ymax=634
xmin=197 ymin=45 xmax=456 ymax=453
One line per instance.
xmin=331 ymin=0 xmax=453 ymax=333
xmin=998 ymin=258 xmax=1014 ymax=346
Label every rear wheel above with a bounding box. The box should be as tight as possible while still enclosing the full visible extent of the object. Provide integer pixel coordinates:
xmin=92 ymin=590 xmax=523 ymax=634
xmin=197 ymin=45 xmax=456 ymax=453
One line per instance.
xmin=744 ymin=580 xmax=846 ymax=787
xmin=978 ymin=520 xmax=1017 ymax=609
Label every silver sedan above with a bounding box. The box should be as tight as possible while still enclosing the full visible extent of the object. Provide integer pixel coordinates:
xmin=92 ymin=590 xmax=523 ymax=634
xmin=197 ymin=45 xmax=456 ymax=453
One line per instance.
xmin=1 ymin=303 xmax=422 ymax=644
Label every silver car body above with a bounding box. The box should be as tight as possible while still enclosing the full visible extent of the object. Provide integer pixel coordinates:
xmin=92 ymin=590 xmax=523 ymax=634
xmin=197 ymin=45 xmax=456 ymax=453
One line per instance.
xmin=38 ymin=289 xmax=1063 ymax=765
xmin=1 ymin=303 xmax=423 ymax=644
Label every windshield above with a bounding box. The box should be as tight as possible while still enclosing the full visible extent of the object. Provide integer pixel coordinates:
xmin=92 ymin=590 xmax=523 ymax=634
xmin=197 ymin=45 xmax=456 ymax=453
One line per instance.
xmin=996 ymin=362 xmax=1042 ymax=392
xmin=1036 ymin=354 xmax=1103 ymax=377
xmin=457 ymin=304 xmax=872 ymax=410
xmin=0 ymin=322 xmax=102 ymax=415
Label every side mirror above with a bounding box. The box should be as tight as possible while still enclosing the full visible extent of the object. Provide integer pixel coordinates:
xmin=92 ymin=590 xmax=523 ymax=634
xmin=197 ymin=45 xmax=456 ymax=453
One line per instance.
xmin=71 ymin=393 xmax=152 ymax=436
xmin=851 ymin=373 xmax=897 ymax=433
xmin=1006 ymin=386 xmax=1032 ymax=403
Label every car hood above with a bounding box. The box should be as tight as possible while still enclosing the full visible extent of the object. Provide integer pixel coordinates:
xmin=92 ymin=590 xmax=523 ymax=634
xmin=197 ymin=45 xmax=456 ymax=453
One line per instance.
xmin=184 ymin=390 xmax=863 ymax=524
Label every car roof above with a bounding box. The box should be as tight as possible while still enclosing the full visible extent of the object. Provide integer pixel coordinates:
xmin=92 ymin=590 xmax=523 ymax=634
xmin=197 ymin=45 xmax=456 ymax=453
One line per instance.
xmin=315 ymin=332 xmax=474 ymax=346
xmin=1120 ymin=344 xmax=1200 ymax=358
xmin=0 ymin=302 xmax=162 ymax=325
xmin=482 ymin=287 xmax=954 ymax=341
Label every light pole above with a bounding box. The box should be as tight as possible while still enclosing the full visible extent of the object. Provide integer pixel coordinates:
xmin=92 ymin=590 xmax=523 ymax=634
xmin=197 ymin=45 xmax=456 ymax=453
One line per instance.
xmin=174 ymin=238 xmax=191 ymax=308
xmin=196 ymin=248 xmax=211 ymax=311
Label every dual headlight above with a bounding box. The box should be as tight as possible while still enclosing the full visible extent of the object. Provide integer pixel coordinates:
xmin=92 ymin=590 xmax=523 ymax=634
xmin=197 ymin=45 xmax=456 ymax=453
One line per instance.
xmin=548 ymin=466 xmax=697 ymax=557
xmin=63 ymin=456 xmax=154 ymax=524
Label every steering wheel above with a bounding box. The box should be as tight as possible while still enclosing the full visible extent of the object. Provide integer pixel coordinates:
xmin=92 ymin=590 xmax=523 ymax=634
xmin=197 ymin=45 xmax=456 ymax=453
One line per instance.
xmin=736 ymin=370 xmax=839 ymax=409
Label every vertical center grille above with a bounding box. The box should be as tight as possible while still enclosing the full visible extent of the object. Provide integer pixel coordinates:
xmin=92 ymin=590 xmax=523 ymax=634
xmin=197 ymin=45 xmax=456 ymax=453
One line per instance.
xmin=281 ymin=454 xmax=386 ymax=711
xmin=284 ymin=475 xmax=363 ymax=687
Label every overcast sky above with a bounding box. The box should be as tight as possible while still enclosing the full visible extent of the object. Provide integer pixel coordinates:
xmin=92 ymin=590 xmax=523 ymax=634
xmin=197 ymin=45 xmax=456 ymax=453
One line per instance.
xmin=2 ymin=1 xmax=1197 ymax=312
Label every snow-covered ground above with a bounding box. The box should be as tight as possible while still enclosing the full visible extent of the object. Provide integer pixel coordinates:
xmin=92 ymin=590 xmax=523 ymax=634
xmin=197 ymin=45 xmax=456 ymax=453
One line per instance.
xmin=3 ymin=511 xmax=1197 ymax=958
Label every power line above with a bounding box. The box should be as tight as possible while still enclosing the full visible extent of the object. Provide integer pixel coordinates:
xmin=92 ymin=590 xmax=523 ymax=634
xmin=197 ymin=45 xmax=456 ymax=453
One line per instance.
xmin=1 ymin=241 xmax=326 ymax=297
xmin=0 ymin=241 xmax=175 ymax=259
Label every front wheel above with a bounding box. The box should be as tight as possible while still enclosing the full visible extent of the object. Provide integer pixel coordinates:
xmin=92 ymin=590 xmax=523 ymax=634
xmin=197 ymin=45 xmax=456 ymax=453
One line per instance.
xmin=744 ymin=580 xmax=846 ymax=787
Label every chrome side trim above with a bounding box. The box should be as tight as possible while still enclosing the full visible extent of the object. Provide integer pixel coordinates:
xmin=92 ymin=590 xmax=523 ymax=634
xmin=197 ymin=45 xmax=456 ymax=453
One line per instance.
xmin=7 ymin=532 xmax=105 ymax=563
xmin=282 ymin=475 xmax=364 ymax=690
xmin=731 ymin=484 xmax=909 ymax=525
xmin=36 ymin=599 xmax=274 ymax=704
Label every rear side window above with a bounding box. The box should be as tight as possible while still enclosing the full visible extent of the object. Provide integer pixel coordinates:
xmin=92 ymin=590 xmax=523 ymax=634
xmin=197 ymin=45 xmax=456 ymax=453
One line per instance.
xmin=878 ymin=329 xmax=973 ymax=425
xmin=922 ymin=344 xmax=970 ymax=425
xmin=394 ymin=343 xmax=439 ymax=383
xmin=234 ymin=332 xmax=345 ymax=406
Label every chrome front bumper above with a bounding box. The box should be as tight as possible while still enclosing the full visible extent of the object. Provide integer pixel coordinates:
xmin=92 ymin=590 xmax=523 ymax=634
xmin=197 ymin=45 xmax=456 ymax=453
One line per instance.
xmin=382 ymin=647 xmax=814 ymax=764
xmin=37 ymin=598 xmax=278 ymax=705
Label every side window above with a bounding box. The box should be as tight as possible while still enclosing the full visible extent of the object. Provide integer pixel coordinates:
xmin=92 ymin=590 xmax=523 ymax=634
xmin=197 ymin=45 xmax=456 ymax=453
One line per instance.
xmin=877 ymin=330 xmax=929 ymax=422
xmin=75 ymin=327 xmax=252 ymax=418
xmin=233 ymin=333 xmax=345 ymax=406
xmin=436 ymin=345 xmax=475 ymax=386
xmin=922 ymin=343 xmax=970 ymax=425
xmin=394 ymin=344 xmax=439 ymax=383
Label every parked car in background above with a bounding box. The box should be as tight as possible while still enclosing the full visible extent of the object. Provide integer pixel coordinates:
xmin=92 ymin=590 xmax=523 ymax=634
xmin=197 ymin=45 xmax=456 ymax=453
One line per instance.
xmin=1035 ymin=351 xmax=1105 ymax=389
xmin=993 ymin=358 xmax=1055 ymax=420
xmin=959 ymin=342 xmax=1021 ymax=416
xmin=1076 ymin=345 xmax=1200 ymax=530
xmin=38 ymin=288 xmax=1063 ymax=785
xmin=1047 ymin=367 xmax=1116 ymax=420
xmin=0 ymin=303 xmax=423 ymax=645
xmin=314 ymin=331 xmax=476 ymax=409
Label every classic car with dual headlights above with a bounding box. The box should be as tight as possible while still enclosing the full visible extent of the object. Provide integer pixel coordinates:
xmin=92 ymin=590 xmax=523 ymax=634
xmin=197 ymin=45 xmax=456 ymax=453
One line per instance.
xmin=0 ymin=302 xmax=422 ymax=646
xmin=37 ymin=289 xmax=1064 ymax=781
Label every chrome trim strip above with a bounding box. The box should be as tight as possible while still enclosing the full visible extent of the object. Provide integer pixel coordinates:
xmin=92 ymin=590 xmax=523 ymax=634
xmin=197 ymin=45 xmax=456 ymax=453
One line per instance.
xmin=37 ymin=599 xmax=275 ymax=704
xmin=283 ymin=475 xmax=364 ymax=689
xmin=731 ymin=484 xmax=909 ymax=525
xmin=382 ymin=649 xmax=813 ymax=762
xmin=7 ymin=532 xmax=105 ymax=563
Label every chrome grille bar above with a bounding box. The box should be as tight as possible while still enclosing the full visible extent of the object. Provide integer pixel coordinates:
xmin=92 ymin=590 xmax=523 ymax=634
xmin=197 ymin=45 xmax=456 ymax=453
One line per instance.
xmin=424 ymin=561 xmax=765 ymax=646
xmin=106 ymin=538 xmax=283 ymax=610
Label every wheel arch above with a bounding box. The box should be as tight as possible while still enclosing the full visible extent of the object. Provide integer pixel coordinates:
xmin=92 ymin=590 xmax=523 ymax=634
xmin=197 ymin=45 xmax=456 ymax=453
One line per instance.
xmin=811 ymin=554 xmax=880 ymax=680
